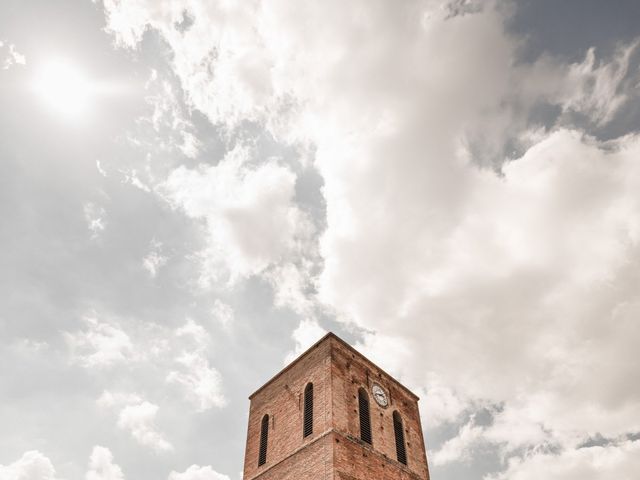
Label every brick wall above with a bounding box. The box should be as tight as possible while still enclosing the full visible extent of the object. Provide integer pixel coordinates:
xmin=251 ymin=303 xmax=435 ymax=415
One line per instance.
xmin=242 ymin=334 xmax=430 ymax=480
xmin=329 ymin=338 xmax=430 ymax=480
xmin=250 ymin=433 xmax=334 ymax=480
xmin=333 ymin=431 xmax=423 ymax=480
xmin=243 ymin=339 xmax=333 ymax=480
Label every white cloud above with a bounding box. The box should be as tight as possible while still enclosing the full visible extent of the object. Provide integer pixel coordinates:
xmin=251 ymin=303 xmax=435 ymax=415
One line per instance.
xmin=167 ymin=351 xmax=226 ymax=411
xmin=79 ymin=315 xmax=227 ymax=413
xmin=431 ymin=419 xmax=485 ymax=466
xmin=330 ymin=129 xmax=640 ymax=452
xmin=86 ymin=446 xmax=125 ymax=480
xmin=179 ymin=131 xmax=201 ymax=159
xmin=267 ymin=262 xmax=316 ymax=316
xmin=483 ymin=400 xmax=551 ymax=453
xmin=168 ymin=465 xmax=230 ymax=480
xmin=488 ymin=439 xmax=640 ymax=480
xmin=66 ymin=316 xmax=134 ymax=368
xmin=117 ymin=401 xmax=173 ymax=452
xmin=101 ymin=1 xmax=270 ymax=126
xmin=163 ymin=145 xmax=313 ymax=285
xmin=98 ymin=391 xmax=173 ymax=452
xmin=285 ymin=319 xmax=327 ymax=364
xmin=97 ymin=391 xmax=143 ymax=409
xmin=0 ymin=451 xmax=60 ymax=480
xmin=99 ymin=0 xmax=640 ymax=475
xmin=84 ymin=203 xmax=107 ymax=238
xmin=142 ymin=239 xmax=168 ymax=278
xmin=11 ymin=338 xmax=49 ymax=354
xmin=211 ymin=300 xmax=234 ymax=331
xmin=416 ymin=376 xmax=469 ymax=427
xmin=167 ymin=320 xmax=226 ymax=410
xmin=1 ymin=40 xmax=26 ymax=70
xmin=122 ymin=169 xmax=152 ymax=193
xmin=0 ymin=447 xmax=232 ymax=480
xmin=560 ymin=41 xmax=640 ymax=126
xmin=141 ymin=70 xmax=200 ymax=158
xmin=101 ymin=0 xmax=156 ymax=48
xmin=96 ymin=160 xmax=108 ymax=177
xmin=175 ymin=318 xmax=208 ymax=343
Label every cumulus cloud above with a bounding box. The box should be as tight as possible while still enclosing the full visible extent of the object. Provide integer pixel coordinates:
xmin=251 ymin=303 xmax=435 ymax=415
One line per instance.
xmin=102 ymin=0 xmax=278 ymax=128
xmin=101 ymin=0 xmax=154 ymax=48
xmin=167 ymin=352 xmax=226 ymax=411
xmin=167 ymin=465 xmax=230 ymax=480
xmin=98 ymin=0 xmax=640 ymax=476
xmin=98 ymin=391 xmax=173 ymax=452
xmin=66 ymin=316 xmax=134 ymax=368
xmin=267 ymin=262 xmax=317 ymax=316
xmin=86 ymin=446 xmax=125 ymax=480
xmin=488 ymin=439 xmax=640 ymax=480
xmin=417 ymin=380 xmax=469 ymax=427
xmin=162 ymin=145 xmax=313 ymax=285
xmin=350 ymin=130 xmax=640 ymax=440
xmin=0 ymin=448 xmax=232 ymax=480
xmin=166 ymin=319 xmax=226 ymax=410
xmin=117 ymin=401 xmax=173 ymax=452
xmin=77 ymin=314 xmax=227 ymax=413
xmin=284 ymin=319 xmax=327 ymax=364
xmin=0 ymin=451 xmax=60 ymax=480
xmin=431 ymin=418 xmax=485 ymax=466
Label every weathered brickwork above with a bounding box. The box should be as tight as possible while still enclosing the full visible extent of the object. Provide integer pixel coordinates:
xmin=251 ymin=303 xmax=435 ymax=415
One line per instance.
xmin=333 ymin=431 xmax=424 ymax=480
xmin=243 ymin=338 xmax=333 ymax=480
xmin=242 ymin=333 xmax=430 ymax=480
xmin=249 ymin=433 xmax=333 ymax=480
xmin=330 ymin=338 xmax=430 ymax=480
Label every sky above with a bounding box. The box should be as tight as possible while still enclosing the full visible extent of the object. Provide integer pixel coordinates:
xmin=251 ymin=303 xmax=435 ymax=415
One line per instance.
xmin=1 ymin=0 xmax=639 ymax=479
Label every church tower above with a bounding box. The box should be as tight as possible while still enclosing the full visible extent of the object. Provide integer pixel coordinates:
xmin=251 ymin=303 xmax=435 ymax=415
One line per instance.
xmin=242 ymin=332 xmax=430 ymax=480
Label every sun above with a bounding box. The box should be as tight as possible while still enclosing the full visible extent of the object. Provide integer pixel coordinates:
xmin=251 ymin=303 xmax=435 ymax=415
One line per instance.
xmin=32 ymin=59 xmax=93 ymax=119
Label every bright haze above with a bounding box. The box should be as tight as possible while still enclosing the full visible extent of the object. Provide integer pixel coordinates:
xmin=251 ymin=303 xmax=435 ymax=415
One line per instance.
xmin=1 ymin=1 xmax=639 ymax=479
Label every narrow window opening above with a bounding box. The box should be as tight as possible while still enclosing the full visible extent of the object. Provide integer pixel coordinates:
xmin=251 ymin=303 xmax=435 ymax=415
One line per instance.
xmin=358 ymin=388 xmax=372 ymax=445
xmin=393 ymin=411 xmax=407 ymax=465
xmin=303 ymin=383 xmax=314 ymax=437
xmin=258 ymin=414 xmax=269 ymax=466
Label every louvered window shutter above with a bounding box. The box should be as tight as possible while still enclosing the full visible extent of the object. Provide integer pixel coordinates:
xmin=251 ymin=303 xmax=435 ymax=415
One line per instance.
xmin=358 ymin=388 xmax=372 ymax=445
xmin=258 ymin=414 xmax=269 ymax=466
xmin=393 ymin=411 xmax=407 ymax=465
xmin=303 ymin=383 xmax=313 ymax=437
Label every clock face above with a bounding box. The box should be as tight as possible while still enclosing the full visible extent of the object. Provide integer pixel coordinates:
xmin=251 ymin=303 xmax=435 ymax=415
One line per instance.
xmin=372 ymin=383 xmax=388 ymax=407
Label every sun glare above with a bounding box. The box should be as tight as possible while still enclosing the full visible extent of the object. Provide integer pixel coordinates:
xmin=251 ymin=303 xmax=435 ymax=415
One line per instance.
xmin=32 ymin=59 xmax=93 ymax=119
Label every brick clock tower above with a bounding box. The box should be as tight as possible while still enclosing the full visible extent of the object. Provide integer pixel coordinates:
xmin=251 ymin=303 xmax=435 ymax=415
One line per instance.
xmin=242 ymin=333 xmax=430 ymax=480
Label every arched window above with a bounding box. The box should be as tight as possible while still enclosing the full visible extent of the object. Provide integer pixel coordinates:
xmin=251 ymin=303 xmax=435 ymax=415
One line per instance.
xmin=303 ymin=383 xmax=314 ymax=437
xmin=358 ymin=388 xmax=372 ymax=445
xmin=258 ymin=414 xmax=269 ymax=466
xmin=393 ymin=411 xmax=407 ymax=465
